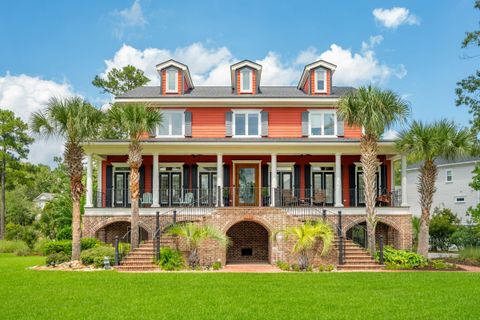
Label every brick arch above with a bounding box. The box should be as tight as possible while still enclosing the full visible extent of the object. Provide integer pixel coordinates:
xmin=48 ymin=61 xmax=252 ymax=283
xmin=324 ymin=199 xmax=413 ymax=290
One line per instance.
xmin=221 ymin=215 xmax=274 ymax=236
xmin=226 ymin=220 xmax=270 ymax=263
xmin=343 ymin=217 xmax=401 ymax=248
xmin=342 ymin=216 xmax=400 ymax=236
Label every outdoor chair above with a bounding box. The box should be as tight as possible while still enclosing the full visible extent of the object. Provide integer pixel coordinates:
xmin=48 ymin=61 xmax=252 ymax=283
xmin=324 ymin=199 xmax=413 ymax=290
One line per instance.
xmin=282 ymin=190 xmax=297 ymax=206
xmin=312 ymin=190 xmax=326 ymax=206
xmin=140 ymin=192 xmax=153 ymax=207
xmin=180 ymin=192 xmax=194 ymax=206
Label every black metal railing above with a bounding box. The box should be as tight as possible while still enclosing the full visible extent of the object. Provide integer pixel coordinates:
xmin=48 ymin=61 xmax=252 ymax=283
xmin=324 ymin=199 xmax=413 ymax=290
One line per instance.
xmin=348 ymin=187 xmax=402 ymax=207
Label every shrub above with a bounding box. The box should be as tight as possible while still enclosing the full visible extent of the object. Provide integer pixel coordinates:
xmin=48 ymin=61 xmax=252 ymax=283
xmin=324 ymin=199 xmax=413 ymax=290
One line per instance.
xmin=5 ymin=224 xmax=39 ymax=249
xmin=377 ymin=246 xmax=428 ymax=269
xmin=211 ymin=261 xmax=222 ymax=270
xmin=118 ymin=242 xmax=131 ymax=260
xmin=80 ymin=246 xmax=115 ymax=268
xmin=276 ymin=260 xmax=290 ymax=271
xmin=158 ymin=247 xmax=184 ymax=271
xmin=431 ymin=259 xmax=455 ymax=270
xmin=429 ymin=207 xmax=459 ymax=251
xmin=14 ymin=247 xmax=32 ymax=256
xmin=291 ymin=264 xmax=301 ymax=272
xmin=46 ymin=252 xmax=70 ymax=266
xmin=33 ymin=238 xmax=50 ymax=255
xmin=0 ymin=240 xmax=29 ymax=253
xmin=56 ymin=226 xmax=72 ymax=240
xmin=81 ymin=238 xmax=100 ymax=250
xmin=450 ymin=226 xmax=480 ymax=249
xmin=41 ymin=240 xmax=72 ymax=255
xmin=459 ymin=247 xmax=480 ymax=263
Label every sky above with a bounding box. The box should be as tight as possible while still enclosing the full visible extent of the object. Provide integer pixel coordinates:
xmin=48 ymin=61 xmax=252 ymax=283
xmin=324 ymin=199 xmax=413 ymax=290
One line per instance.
xmin=0 ymin=0 xmax=478 ymax=166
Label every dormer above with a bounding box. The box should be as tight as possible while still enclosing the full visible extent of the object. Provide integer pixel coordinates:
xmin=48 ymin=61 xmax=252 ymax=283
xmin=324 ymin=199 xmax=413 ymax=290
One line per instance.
xmin=297 ymin=60 xmax=337 ymax=95
xmin=230 ymin=60 xmax=262 ymax=95
xmin=156 ymin=59 xmax=194 ymax=95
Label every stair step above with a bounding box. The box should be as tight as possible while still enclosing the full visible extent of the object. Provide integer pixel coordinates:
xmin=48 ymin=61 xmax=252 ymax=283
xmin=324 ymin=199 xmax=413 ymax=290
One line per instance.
xmin=338 ymin=264 xmax=384 ymax=270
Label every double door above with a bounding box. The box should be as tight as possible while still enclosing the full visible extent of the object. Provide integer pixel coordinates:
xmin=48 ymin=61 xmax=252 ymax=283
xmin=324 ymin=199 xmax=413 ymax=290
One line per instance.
xmin=159 ymin=172 xmax=182 ymax=206
xmin=356 ymin=172 xmax=379 ymax=206
xmin=114 ymin=172 xmax=131 ymax=207
xmin=312 ymin=172 xmax=334 ymax=206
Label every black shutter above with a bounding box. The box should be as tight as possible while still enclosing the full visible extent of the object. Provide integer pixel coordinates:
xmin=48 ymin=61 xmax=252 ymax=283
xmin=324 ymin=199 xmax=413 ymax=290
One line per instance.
xmin=183 ymin=165 xmax=190 ymax=191
xmin=191 ymin=164 xmax=198 ymax=205
xmin=106 ymin=165 xmax=113 ymax=207
xmin=304 ymin=164 xmax=311 ymax=198
xmin=294 ymin=164 xmax=300 ymax=198
xmin=380 ymin=164 xmax=387 ymax=194
xmin=349 ymin=165 xmax=356 ymax=206
xmin=185 ymin=111 xmax=192 ymax=137
xmin=139 ymin=166 xmax=145 ymax=195
xmin=261 ymin=164 xmax=269 ymax=206
xmin=223 ymin=164 xmax=230 ymax=206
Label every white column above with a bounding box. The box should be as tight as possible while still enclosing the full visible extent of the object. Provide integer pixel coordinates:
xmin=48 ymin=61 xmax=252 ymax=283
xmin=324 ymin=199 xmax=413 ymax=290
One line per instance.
xmin=335 ymin=153 xmax=343 ymax=207
xmin=401 ymin=154 xmax=408 ymax=207
xmin=86 ymin=153 xmax=93 ymax=207
xmin=151 ymin=154 xmax=159 ymax=207
xmin=217 ymin=154 xmax=223 ymax=206
xmin=271 ymin=153 xmax=277 ymax=206
xmin=96 ymin=158 xmax=102 ymax=207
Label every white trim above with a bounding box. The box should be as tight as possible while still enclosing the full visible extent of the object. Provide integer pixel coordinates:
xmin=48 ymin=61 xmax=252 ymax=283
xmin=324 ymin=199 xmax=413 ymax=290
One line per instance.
xmin=159 ymin=162 xmax=184 ymax=167
xmin=232 ymin=109 xmax=262 ymax=138
xmin=314 ymin=68 xmax=327 ymax=93
xmin=111 ymin=162 xmax=129 ymax=168
xmin=454 ymin=195 xmax=466 ymax=204
xmin=239 ymin=68 xmax=253 ymax=93
xmin=445 ymin=168 xmax=453 ymax=183
xmin=115 ymin=97 xmax=340 ymax=105
xmin=165 ymin=68 xmax=179 ymax=93
xmin=310 ymin=162 xmax=335 ymax=168
xmin=156 ymin=109 xmax=185 ymax=137
xmin=308 ymin=110 xmax=337 ymax=137
xmin=297 ymin=59 xmax=337 ymax=89
xmin=267 ymin=162 xmax=295 ymax=168
xmin=197 ymin=162 xmax=219 ymax=168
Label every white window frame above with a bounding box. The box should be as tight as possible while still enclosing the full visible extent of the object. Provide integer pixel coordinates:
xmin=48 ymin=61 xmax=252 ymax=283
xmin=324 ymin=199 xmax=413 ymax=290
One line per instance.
xmin=240 ymin=68 xmax=253 ymax=93
xmin=445 ymin=169 xmax=453 ymax=183
xmin=232 ymin=109 xmax=261 ymax=138
xmin=314 ymin=68 xmax=327 ymax=93
xmin=156 ymin=110 xmax=185 ymax=137
xmin=308 ymin=110 xmax=337 ymax=137
xmin=454 ymin=196 xmax=466 ymax=204
xmin=165 ymin=68 xmax=179 ymax=93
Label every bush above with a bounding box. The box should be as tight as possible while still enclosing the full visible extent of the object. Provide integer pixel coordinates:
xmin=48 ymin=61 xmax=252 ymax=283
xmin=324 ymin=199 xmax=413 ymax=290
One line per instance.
xmin=459 ymin=247 xmax=480 ymax=263
xmin=450 ymin=226 xmax=480 ymax=249
xmin=41 ymin=240 xmax=72 ymax=255
xmin=33 ymin=238 xmax=50 ymax=255
xmin=158 ymin=247 xmax=184 ymax=271
xmin=0 ymin=240 xmax=29 ymax=253
xmin=80 ymin=246 xmax=115 ymax=268
xmin=429 ymin=207 xmax=459 ymax=251
xmin=377 ymin=246 xmax=428 ymax=269
xmin=211 ymin=261 xmax=222 ymax=270
xmin=14 ymin=247 xmax=32 ymax=256
xmin=5 ymin=224 xmax=39 ymax=249
xmin=276 ymin=260 xmax=290 ymax=271
xmin=81 ymin=238 xmax=100 ymax=250
xmin=46 ymin=252 xmax=70 ymax=266
xmin=118 ymin=242 xmax=131 ymax=260
xmin=56 ymin=226 xmax=72 ymax=240
xmin=431 ymin=259 xmax=455 ymax=270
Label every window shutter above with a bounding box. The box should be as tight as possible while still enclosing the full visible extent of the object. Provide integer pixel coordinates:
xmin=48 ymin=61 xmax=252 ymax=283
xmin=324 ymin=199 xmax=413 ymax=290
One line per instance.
xmin=261 ymin=111 xmax=269 ymax=137
xmin=185 ymin=111 xmax=192 ymax=137
xmin=294 ymin=164 xmax=301 ymax=199
xmin=105 ymin=165 xmax=113 ymax=207
xmin=191 ymin=164 xmax=198 ymax=204
xmin=139 ymin=166 xmax=145 ymax=195
xmin=301 ymin=111 xmax=309 ymax=137
xmin=337 ymin=118 xmax=344 ymax=137
xmin=223 ymin=164 xmax=230 ymax=206
xmin=183 ymin=165 xmax=190 ymax=191
xmin=380 ymin=164 xmax=387 ymax=194
xmin=349 ymin=165 xmax=356 ymax=206
xmin=225 ymin=111 xmax=233 ymax=137
xmin=304 ymin=164 xmax=311 ymax=198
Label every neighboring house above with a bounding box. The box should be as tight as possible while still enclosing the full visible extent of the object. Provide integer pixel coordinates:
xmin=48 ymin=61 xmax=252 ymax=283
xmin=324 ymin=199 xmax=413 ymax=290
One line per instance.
xmin=407 ymin=157 xmax=480 ymax=224
xmin=33 ymin=193 xmax=55 ymax=210
xmin=82 ymin=59 xmax=412 ymax=266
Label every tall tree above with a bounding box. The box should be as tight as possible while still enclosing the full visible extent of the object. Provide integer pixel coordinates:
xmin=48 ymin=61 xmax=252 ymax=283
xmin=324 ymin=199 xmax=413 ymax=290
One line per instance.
xmin=456 ymin=1 xmax=480 ymax=132
xmin=0 ymin=109 xmax=33 ymax=239
xmin=396 ymin=120 xmax=476 ymax=257
xmin=30 ymin=97 xmax=104 ymax=260
xmin=108 ymin=103 xmax=161 ymax=249
xmin=92 ymin=65 xmax=150 ymax=96
xmin=338 ymin=85 xmax=409 ymax=255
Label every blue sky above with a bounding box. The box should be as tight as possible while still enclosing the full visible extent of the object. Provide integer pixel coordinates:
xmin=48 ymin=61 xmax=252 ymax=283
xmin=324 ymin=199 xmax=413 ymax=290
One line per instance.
xmin=0 ymin=0 xmax=478 ymax=165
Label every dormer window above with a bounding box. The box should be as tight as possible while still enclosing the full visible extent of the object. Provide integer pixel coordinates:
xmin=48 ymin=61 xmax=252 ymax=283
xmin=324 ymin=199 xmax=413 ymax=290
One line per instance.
xmin=314 ymin=69 xmax=327 ymax=93
xmin=166 ymin=68 xmax=178 ymax=93
xmin=240 ymin=69 xmax=253 ymax=93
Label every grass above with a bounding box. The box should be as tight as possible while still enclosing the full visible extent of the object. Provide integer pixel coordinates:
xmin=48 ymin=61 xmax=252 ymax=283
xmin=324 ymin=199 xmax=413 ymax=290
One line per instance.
xmin=1 ymin=254 xmax=480 ymax=319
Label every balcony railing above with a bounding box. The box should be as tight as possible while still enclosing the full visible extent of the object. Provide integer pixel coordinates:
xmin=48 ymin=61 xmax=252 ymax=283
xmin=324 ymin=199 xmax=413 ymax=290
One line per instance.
xmin=91 ymin=187 xmax=403 ymax=209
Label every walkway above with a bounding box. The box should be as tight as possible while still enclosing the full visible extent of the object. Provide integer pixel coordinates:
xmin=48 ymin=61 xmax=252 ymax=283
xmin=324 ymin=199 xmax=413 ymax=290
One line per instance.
xmin=221 ymin=263 xmax=280 ymax=273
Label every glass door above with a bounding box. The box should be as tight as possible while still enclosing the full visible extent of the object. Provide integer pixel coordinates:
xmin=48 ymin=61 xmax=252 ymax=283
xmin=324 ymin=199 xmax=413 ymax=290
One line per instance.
xmin=159 ymin=172 xmax=182 ymax=206
xmin=356 ymin=171 xmax=379 ymax=206
xmin=199 ymin=171 xmax=217 ymax=206
xmin=312 ymin=172 xmax=334 ymax=206
xmin=235 ymin=164 xmax=259 ymax=206
xmin=114 ymin=172 xmax=130 ymax=207
xmin=277 ymin=171 xmax=292 ymax=206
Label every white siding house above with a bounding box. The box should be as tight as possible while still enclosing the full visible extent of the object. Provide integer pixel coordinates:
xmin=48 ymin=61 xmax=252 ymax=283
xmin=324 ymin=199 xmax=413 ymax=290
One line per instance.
xmin=406 ymin=157 xmax=480 ymax=224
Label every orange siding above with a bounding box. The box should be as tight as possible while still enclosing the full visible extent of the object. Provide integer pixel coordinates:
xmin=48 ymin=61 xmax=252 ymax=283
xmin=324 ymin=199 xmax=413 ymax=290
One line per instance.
xmin=344 ymin=124 xmax=362 ymax=138
xmin=188 ymin=107 xmax=229 ymax=138
xmin=161 ymin=68 xmax=182 ymax=95
xmin=268 ymin=107 xmax=307 ymax=138
xmin=310 ymin=69 xmax=331 ymax=95
xmin=236 ymin=68 xmax=256 ymax=94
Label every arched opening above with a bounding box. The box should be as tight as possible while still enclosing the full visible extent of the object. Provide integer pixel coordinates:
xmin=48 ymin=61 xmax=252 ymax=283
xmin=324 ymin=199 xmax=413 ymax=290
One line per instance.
xmin=95 ymin=221 xmax=149 ymax=245
xmin=226 ymin=221 xmax=269 ymax=263
xmin=346 ymin=221 xmax=400 ymax=249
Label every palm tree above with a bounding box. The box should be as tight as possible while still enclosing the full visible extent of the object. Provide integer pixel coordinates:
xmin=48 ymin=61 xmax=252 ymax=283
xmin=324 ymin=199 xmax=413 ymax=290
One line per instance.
xmin=30 ymin=97 xmax=104 ymax=260
xmin=338 ymin=85 xmax=410 ymax=255
xmin=397 ymin=120 xmax=476 ymax=257
xmin=108 ymin=103 xmax=161 ymax=249
xmin=274 ymin=220 xmax=333 ymax=270
xmin=166 ymin=222 xmax=229 ymax=268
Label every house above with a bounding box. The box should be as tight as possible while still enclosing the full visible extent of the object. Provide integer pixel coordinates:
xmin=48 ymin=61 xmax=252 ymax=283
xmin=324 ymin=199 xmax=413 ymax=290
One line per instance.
xmin=407 ymin=157 xmax=480 ymax=224
xmin=82 ymin=58 xmax=412 ymax=267
xmin=33 ymin=192 xmax=55 ymax=209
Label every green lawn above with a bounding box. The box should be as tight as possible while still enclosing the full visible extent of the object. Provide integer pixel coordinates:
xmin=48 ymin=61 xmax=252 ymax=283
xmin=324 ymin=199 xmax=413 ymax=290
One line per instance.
xmin=1 ymin=254 xmax=480 ymax=319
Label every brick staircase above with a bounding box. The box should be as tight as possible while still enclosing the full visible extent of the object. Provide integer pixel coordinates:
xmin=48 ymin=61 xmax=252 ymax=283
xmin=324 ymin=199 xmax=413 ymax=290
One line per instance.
xmin=116 ymin=240 xmax=159 ymax=272
xmin=335 ymin=239 xmax=384 ymax=271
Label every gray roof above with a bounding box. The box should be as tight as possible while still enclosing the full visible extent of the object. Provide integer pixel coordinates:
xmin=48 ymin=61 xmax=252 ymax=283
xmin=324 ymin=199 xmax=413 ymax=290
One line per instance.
xmin=117 ymin=86 xmax=355 ymax=99
xmin=408 ymin=156 xmax=480 ymax=170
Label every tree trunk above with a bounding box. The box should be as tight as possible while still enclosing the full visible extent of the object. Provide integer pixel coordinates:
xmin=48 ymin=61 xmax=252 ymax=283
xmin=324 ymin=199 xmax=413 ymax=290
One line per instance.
xmin=298 ymin=250 xmax=309 ymax=271
xmin=64 ymin=142 xmax=85 ymax=261
xmin=189 ymin=247 xmax=200 ymax=268
xmin=417 ymin=160 xmax=437 ymax=257
xmin=361 ymin=134 xmax=379 ymax=255
xmin=0 ymin=151 xmax=5 ymax=240
xmin=128 ymin=141 xmax=142 ymax=249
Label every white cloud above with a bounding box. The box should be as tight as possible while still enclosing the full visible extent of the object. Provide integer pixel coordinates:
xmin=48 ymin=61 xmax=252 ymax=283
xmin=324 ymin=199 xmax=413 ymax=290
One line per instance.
xmin=102 ymin=40 xmax=406 ymax=88
xmin=0 ymin=73 xmax=76 ymax=166
xmin=112 ymin=0 xmax=147 ymax=38
xmin=383 ymin=129 xmax=399 ymax=140
xmin=373 ymin=7 xmax=420 ymax=29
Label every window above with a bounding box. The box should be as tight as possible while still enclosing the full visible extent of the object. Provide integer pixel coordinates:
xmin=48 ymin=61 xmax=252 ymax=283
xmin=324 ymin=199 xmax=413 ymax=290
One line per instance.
xmin=157 ymin=110 xmax=184 ymax=137
xmin=240 ymin=68 xmax=253 ymax=93
xmin=233 ymin=110 xmax=261 ymax=137
xmin=455 ymin=196 xmax=466 ymax=203
xmin=309 ymin=111 xmax=337 ymax=136
xmin=315 ymin=68 xmax=327 ymax=93
xmin=166 ymin=68 xmax=178 ymax=93
xmin=446 ymin=169 xmax=453 ymax=183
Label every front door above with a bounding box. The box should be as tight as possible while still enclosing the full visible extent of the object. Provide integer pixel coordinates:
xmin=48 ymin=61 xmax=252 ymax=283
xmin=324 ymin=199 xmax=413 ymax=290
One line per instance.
xmin=159 ymin=172 xmax=182 ymax=206
xmin=356 ymin=172 xmax=379 ymax=206
xmin=312 ymin=172 xmax=334 ymax=206
xmin=199 ymin=171 xmax=217 ymax=206
xmin=235 ymin=163 xmax=259 ymax=206
xmin=114 ymin=172 xmax=130 ymax=207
